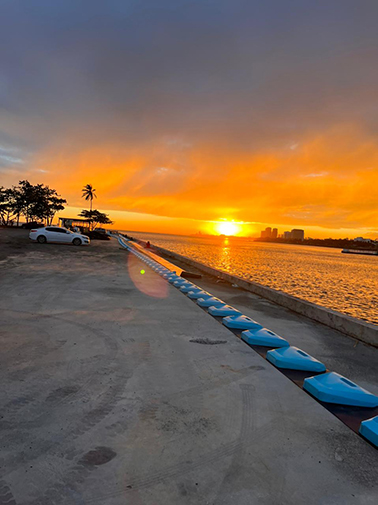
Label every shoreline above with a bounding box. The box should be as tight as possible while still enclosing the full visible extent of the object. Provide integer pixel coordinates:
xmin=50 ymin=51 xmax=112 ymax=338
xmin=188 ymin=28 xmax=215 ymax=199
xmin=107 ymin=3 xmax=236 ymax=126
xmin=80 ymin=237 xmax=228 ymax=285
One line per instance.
xmin=255 ymin=237 xmax=378 ymax=251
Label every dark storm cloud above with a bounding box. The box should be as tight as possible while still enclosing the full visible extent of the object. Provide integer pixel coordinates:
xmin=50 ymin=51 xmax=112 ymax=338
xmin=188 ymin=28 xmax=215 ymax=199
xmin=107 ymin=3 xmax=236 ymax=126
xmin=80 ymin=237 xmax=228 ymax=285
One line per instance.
xmin=1 ymin=0 xmax=378 ymax=152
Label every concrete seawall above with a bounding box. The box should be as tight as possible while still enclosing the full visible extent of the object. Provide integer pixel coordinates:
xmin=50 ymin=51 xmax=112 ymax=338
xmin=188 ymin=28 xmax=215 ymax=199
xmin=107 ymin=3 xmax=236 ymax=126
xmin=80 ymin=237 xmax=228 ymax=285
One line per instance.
xmin=148 ymin=243 xmax=378 ymax=347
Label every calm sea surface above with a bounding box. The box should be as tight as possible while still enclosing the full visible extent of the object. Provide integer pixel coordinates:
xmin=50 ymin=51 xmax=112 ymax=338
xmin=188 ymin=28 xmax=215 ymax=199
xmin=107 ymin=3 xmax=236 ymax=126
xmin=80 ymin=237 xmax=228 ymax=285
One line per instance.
xmin=125 ymin=231 xmax=378 ymax=325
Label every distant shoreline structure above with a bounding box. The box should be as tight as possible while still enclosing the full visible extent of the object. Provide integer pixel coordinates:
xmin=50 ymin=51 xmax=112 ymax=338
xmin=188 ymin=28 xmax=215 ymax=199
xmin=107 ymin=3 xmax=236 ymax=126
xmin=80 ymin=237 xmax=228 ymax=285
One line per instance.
xmin=342 ymin=249 xmax=378 ymax=256
xmin=255 ymin=236 xmax=378 ymax=252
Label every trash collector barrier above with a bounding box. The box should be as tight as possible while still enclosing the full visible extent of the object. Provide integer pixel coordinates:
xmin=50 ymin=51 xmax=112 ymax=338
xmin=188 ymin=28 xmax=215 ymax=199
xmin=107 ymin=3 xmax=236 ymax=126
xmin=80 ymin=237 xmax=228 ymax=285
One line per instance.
xmin=117 ymin=235 xmax=378 ymax=448
xmin=145 ymin=242 xmax=378 ymax=348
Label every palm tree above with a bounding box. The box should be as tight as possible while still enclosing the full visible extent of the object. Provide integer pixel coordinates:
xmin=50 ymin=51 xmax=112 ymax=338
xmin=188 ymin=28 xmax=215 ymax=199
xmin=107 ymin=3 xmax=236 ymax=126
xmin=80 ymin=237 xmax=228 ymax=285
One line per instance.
xmin=81 ymin=184 xmax=97 ymax=212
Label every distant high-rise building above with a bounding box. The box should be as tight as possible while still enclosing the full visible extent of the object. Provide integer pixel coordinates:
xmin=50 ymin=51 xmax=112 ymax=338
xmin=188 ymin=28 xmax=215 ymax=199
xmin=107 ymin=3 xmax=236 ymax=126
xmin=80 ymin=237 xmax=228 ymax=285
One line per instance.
xmin=283 ymin=231 xmax=291 ymax=239
xmin=272 ymin=228 xmax=278 ymax=239
xmin=291 ymin=229 xmax=304 ymax=240
xmin=261 ymin=227 xmax=272 ymax=238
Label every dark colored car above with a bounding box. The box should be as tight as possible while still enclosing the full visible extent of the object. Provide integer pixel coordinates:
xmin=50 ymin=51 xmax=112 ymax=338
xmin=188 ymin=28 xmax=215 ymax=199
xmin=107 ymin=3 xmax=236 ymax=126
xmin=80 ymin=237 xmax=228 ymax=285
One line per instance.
xmin=21 ymin=221 xmax=44 ymax=229
xmin=88 ymin=230 xmax=110 ymax=240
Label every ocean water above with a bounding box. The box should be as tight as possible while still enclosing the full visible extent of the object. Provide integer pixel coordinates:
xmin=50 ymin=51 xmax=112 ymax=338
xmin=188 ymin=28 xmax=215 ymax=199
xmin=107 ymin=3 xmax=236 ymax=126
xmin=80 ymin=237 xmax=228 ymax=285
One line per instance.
xmin=125 ymin=231 xmax=378 ymax=325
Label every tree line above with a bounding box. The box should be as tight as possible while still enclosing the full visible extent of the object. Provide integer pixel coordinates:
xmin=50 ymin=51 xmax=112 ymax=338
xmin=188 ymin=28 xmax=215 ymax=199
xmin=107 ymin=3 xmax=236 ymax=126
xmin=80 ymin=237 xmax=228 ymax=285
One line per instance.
xmin=0 ymin=180 xmax=67 ymax=226
xmin=0 ymin=181 xmax=113 ymax=230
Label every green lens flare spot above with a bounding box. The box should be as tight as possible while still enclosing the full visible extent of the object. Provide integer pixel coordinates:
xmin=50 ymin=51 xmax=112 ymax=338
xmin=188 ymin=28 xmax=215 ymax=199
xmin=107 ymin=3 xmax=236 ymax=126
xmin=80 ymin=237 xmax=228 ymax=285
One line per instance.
xmin=140 ymin=269 xmax=145 ymax=275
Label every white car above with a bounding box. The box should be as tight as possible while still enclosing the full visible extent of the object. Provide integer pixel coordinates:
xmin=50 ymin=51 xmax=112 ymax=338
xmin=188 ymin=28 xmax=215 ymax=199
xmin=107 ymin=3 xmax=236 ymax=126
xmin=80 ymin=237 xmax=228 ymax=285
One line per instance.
xmin=29 ymin=226 xmax=90 ymax=246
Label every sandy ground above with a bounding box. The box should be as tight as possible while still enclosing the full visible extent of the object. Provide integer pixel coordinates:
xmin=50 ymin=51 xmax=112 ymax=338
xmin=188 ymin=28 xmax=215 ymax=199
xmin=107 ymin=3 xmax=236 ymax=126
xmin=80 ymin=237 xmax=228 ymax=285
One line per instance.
xmin=1 ymin=227 xmax=377 ymax=505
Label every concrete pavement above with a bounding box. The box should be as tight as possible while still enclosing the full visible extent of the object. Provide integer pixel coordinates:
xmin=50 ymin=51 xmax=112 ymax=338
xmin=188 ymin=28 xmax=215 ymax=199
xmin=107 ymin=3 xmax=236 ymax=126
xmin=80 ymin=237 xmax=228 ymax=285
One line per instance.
xmin=0 ymin=229 xmax=377 ymax=504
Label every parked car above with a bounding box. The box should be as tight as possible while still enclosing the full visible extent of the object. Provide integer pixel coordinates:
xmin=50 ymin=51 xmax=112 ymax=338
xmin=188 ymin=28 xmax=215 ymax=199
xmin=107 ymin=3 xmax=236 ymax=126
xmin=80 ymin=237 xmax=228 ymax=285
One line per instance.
xmin=21 ymin=221 xmax=44 ymax=229
xmin=29 ymin=226 xmax=90 ymax=246
xmin=88 ymin=230 xmax=110 ymax=240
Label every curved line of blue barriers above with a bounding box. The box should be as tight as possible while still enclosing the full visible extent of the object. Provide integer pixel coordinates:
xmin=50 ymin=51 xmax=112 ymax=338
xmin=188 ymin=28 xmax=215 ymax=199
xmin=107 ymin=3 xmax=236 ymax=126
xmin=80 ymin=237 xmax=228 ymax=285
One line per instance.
xmin=117 ymin=235 xmax=378 ymax=448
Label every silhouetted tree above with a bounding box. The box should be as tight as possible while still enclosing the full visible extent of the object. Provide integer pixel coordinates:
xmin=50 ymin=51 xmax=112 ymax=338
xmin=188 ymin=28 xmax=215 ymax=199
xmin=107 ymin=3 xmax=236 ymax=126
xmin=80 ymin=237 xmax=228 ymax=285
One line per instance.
xmin=78 ymin=209 xmax=113 ymax=230
xmin=0 ymin=186 xmax=24 ymax=225
xmin=29 ymin=184 xmax=67 ymax=224
xmin=0 ymin=187 xmax=8 ymax=225
xmin=81 ymin=184 xmax=97 ymax=212
xmin=0 ymin=181 xmax=67 ymax=226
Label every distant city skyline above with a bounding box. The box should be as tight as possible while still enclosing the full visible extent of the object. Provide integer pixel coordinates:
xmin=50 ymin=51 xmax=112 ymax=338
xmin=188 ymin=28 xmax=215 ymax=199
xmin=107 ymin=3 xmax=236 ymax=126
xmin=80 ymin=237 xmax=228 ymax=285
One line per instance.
xmin=261 ymin=227 xmax=304 ymax=241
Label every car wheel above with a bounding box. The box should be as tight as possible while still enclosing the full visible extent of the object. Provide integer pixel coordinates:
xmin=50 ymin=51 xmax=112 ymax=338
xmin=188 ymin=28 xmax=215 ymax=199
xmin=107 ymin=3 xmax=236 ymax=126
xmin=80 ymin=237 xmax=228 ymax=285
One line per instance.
xmin=37 ymin=235 xmax=47 ymax=244
xmin=73 ymin=238 xmax=82 ymax=246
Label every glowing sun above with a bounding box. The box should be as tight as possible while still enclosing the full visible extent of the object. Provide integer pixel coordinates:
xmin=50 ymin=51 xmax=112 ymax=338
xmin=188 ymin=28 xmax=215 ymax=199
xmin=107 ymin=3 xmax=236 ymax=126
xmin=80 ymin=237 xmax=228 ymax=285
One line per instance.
xmin=216 ymin=221 xmax=239 ymax=236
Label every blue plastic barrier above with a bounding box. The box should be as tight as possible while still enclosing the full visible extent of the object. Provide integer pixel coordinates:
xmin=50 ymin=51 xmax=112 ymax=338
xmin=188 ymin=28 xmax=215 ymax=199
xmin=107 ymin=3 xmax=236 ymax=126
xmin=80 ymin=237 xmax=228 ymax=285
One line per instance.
xmin=223 ymin=315 xmax=263 ymax=331
xmin=304 ymin=372 xmax=378 ymax=407
xmin=174 ymin=282 xmax=191 ymax=290
xmin=208 ymin=305 xmax=241 ymax=317
xmin=167 ymin=273 xmax=178 ymax=279
xmin=359 ymin=416 xmax=378 ymax=447
xmin=197 ymin=297 xmax=225 ymax=308
xmin=180 ymin=284 xmax=197 ymax=293
xmin=241 ymin=328 xmax=289 ymax=347
xmin=184 ymin=288 xmax=202 ymax=297
xmin=187 ymin=290 xmax=212 ymax=300
xmin=168 ymin=277 xmax=180 ymax=284
xmin=173 ymin=279 xmax=188 ymax=287
xmin=267 ymin=346 xmax=326 ymax=372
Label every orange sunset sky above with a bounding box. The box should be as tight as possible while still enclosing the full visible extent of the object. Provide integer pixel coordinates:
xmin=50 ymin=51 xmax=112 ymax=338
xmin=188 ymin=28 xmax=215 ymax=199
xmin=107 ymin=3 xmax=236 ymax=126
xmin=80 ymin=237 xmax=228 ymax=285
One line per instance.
xmin=1 ymin=1 xmax=378 ymax=238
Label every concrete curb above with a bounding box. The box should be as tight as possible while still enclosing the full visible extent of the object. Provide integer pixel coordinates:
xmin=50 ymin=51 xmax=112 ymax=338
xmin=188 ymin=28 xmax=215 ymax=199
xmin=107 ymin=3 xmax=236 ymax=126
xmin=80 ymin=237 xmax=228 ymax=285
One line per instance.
xmin=148 ymin=243 xmax=378 ymax=348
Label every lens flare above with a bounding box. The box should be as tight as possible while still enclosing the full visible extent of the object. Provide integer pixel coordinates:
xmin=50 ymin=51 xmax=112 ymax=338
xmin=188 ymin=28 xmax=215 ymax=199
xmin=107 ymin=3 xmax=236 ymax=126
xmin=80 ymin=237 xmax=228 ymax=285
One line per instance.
xmin=127 ymin=255 xmax=168 ymax=298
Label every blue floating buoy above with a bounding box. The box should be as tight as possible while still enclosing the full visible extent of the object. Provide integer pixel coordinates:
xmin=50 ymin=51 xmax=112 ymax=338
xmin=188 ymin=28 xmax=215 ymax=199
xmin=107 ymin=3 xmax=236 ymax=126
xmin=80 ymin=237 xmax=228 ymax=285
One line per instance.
xmin=187 ymin=290 xmax=212 ymax=300
xmin=359 ymin=416 xmax=378 ymax=447
xmin=208 ymin=305 xmax=241 ymax=317
xmin=173 ymin=279 xmax=189 ymax=287
xmin=185 ymin=288 xmax=203 ymax=297
xmin=223 ymin=315 xmax=263 ymax=331
xmin=304 ymin=372 xmax=378 ymax=407
xmin=168 ymin=276 xmax=180 ymax=284
xmin=180 ymin=283 xmax=196 ymax=293
xmin=197 ymin=297 xmax=225 ymax=308
xmin=267 ymin=346 xmax=326 ymax=372
xmin=241 ymin=328 xmax=289 ymax=347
